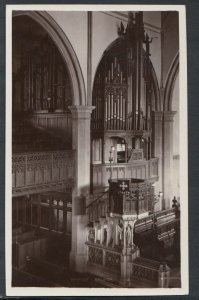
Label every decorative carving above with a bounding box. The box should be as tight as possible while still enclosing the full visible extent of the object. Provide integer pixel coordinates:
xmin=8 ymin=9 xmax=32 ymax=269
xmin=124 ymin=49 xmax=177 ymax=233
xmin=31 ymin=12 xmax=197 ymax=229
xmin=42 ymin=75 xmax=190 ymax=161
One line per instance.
xmin=125 ymin=223 xmax=132 ymax=247
xmin=12 ymin=150 xmax=75 ymax=195
xmin=27 ymin=152 xmax=52 ymax=171
xmin=105 ymin=251 xmax=121 ymax=271
xmin=132 ymin=264 xmax=158 ymax=282
xmin=12 ymin=155 xmax=26 ymax=173
xmin=88 ymin=229 xmax=95 ymax=243
xmin=88 ymin=246 xmax=103 ymax=265
xmin=117 ymin=220 xmax=123 ymax=247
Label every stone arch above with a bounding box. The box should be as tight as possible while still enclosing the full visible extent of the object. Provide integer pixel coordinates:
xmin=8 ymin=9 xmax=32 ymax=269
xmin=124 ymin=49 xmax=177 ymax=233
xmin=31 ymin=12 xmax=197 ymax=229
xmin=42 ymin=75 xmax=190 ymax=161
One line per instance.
xmin=164 ymin=52 xmax=179 ymax=111
xmin=13 ymin=11 xmax=86 ymax=106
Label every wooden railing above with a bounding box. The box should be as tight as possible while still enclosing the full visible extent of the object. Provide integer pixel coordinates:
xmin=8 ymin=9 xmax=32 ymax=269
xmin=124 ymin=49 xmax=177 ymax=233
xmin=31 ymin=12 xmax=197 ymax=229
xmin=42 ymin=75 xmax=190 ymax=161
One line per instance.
xmin=86 ymin=242 xmax=170 ymax=287
xmin=134 ymin=208 xmax=180 ymax=247
xmin=93 ymin=157 xmax=158 ymax=187
xmin=131 ymin=257 xmax=170 ymax=288
xmin=12 ymin=150 xmax=75 ymax=196
xmin=86 ymin=242 xmax=121 ymax=273
xmin=134 ymin=208 xmax=176 ymax=233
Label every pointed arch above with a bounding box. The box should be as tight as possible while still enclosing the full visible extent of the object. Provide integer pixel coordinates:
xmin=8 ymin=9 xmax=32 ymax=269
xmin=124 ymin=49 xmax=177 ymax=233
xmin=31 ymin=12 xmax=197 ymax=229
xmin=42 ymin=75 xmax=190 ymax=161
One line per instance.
xmin=92 ymin=37 xmax=161 ymax=111
xmin=164 ymin=52 xmax=179 ymax=111
xmin=13 ymin=11 xmax=86 ymax=106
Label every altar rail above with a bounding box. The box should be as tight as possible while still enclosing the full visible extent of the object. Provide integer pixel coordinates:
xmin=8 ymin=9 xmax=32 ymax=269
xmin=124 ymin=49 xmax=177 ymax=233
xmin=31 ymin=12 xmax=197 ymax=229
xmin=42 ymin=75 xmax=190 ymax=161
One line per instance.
xmin=93 ymin=158 xmax=158 ymax=187
xmin=12 ymin=150 xmax=75 ymax=196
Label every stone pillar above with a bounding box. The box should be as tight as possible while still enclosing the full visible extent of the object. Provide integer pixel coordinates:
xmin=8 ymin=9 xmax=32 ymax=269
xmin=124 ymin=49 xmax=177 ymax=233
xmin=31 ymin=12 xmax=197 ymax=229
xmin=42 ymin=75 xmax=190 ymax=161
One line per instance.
xmin=163 ymin=111 xmax=176 ymax=209
xmin=69 ymin=105 xmax=94 ymax=272
xmin=152 ymin=111 xmax=163 ymax=210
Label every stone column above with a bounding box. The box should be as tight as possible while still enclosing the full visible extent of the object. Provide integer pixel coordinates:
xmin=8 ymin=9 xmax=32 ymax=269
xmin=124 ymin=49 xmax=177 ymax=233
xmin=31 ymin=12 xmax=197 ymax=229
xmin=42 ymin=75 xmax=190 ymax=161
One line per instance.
xmin=69 ymin=105 xmax=94 ymax=272
xmin=152 ymin=111 xmax=163 ymax=210
xmin=163 ymin=111 xmax=176 ymax=209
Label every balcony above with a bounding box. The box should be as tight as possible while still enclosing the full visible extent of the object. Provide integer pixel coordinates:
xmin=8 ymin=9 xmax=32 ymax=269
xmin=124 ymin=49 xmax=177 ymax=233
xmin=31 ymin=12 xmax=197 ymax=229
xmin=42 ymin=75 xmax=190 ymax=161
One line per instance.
xmin=92 ymin=157 xmax=159 ymax=187
xmin=12 ymin=150 xmax=75 ymax=196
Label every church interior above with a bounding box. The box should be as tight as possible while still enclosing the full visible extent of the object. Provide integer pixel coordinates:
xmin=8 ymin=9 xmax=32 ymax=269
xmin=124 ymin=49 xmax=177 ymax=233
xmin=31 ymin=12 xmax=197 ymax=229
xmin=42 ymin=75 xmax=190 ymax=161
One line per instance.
xmin=11 ymin=10 xmax=180 ymax=288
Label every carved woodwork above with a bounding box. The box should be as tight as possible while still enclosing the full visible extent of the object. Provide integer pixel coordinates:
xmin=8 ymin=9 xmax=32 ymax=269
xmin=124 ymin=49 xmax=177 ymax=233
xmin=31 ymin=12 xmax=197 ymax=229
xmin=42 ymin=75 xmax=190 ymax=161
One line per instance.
xmin=12 ymin=150 xmax=75 ymax=196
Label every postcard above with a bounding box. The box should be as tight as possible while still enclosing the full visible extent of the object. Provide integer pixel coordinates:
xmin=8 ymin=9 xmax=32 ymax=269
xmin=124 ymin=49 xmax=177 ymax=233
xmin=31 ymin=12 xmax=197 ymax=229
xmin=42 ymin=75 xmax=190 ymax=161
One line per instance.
xmin=6 ymin=4 xmax=188 ymax=296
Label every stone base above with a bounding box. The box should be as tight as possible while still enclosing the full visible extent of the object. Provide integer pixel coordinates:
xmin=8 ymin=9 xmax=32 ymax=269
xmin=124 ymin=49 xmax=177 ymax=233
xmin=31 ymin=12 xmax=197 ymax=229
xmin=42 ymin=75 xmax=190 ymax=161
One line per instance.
xmin=69 ymin=251 xmax=87 ymax=273
xmin=70 ymin=214 xmax=87 ymax=273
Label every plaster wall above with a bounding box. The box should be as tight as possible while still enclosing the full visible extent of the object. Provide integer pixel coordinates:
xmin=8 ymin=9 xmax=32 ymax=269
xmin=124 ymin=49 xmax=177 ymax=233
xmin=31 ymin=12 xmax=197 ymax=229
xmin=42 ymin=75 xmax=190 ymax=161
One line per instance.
xmin=48 ymin=11 xmax=88 ymax=93
xmin=162 ymin=11 xmax=179 ymax=85
xmin=172 ymin=73 xmax=180 ymax=199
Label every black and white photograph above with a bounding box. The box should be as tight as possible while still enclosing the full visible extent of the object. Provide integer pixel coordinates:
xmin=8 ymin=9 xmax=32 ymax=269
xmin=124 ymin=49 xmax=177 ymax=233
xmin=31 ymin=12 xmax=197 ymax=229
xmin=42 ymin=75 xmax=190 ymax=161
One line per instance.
xmin=6 ymin=5 xmax=188 ymax=296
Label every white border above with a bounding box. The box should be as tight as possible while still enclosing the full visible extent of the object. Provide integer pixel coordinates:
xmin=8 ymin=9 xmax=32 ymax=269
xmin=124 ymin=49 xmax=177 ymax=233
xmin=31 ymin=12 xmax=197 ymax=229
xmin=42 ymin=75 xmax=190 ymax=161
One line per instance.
xmin=6 ymin=4 xmax=188 ymax=296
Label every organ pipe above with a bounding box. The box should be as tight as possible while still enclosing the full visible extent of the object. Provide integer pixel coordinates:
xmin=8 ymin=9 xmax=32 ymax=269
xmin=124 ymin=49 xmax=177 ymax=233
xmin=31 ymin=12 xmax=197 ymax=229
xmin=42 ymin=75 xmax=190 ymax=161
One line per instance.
xmin=92 ymin=11 xmax=153 ymax=136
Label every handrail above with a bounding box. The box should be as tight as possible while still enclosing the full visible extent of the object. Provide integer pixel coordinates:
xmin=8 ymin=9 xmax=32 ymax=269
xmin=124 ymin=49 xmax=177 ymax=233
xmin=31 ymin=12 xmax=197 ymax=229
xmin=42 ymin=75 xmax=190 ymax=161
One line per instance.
xmin=86 ymin=241 xmax=121 ymax=254
xmin=12 ymin=149 xmax=75 ymax=156
xmin=101 ymin=157 xmax=159 ymax=167
xmin=86 ymin=190 xmax=109 ymax=209
xmin=135 ymin=208 xmax=176 ymax=227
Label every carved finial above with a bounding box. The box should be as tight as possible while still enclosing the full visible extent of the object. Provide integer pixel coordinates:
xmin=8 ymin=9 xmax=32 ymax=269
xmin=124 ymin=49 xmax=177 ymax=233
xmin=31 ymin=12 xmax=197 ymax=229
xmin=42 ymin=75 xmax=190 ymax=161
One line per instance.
xmin=117 ymin=21 xmax=125 ymax=37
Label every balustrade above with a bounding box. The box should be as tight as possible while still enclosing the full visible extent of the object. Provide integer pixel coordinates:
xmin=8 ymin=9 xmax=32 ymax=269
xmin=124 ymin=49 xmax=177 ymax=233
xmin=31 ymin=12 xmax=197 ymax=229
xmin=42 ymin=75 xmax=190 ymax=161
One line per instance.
xmin=12 ymin=150 xmax=75 ymax=196
xmin=86 ymin=242 xmax=121 ymax=273
xmin=86 ymin=239 xmax=170 ymax=287
xmin=93 ymin=157 xmax=158 ymax=187
xmin=131 ymin=257 xmax=170 ymax=288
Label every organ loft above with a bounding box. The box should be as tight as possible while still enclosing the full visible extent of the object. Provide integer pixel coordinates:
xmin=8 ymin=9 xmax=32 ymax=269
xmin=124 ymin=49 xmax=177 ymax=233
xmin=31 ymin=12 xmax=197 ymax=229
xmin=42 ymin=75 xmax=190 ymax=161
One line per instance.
xmin=11 ymin=10 xmax=180 ymax=288
xmin=91 ymin=12 xmax=158 ymax=191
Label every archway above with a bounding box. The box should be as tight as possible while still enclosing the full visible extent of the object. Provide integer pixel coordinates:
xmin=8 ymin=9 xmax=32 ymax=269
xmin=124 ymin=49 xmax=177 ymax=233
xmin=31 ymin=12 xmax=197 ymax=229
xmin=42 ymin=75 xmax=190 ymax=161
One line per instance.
xmin=92 ymin=37 xmax=161 ymax=112
xmin=11 ymin=12 xmax=90 ymax=277
xmin=13 ymin=11 xmax=86 ymax=106
xmin=162 ymin=52 xmax=179 ymax=208
xmin=163 ymin=52 xmax=179 ymax=111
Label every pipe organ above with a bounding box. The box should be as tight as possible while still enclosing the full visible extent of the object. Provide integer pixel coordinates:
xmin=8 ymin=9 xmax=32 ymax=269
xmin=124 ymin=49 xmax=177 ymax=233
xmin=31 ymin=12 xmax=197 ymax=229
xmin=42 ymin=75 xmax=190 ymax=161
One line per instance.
xmin=92 ymin=12 xmax=157 ymax=186
xmin=92 ymin=12 xmax=154 ymax=133
xmin=12 ymin=17 xmax=72 ymax=113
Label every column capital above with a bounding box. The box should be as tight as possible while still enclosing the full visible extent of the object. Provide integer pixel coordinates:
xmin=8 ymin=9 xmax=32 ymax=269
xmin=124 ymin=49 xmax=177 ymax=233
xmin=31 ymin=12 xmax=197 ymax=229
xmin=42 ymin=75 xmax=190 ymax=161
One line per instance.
xmin=152 ymin=111 xmax=164 ymax=121
xmin=69 ymin=105 xmax=95 ymax=119
xmin=163 ymin=111 xmax=176 ymax=122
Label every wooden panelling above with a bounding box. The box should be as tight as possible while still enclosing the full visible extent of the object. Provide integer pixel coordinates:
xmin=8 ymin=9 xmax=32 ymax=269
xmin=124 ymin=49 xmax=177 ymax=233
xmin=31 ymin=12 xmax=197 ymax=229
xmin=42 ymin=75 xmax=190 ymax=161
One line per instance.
xmin=29 ymin=113 xmax=72 ymax=142
xmin=92 ymin=158 xmax=158 ymax=187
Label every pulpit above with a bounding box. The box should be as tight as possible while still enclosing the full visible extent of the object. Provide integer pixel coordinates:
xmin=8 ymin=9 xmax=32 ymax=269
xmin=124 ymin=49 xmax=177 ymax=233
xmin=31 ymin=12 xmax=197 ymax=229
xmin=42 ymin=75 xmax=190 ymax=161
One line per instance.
xmin=109 ymin=178 xmax=154 ymax=217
